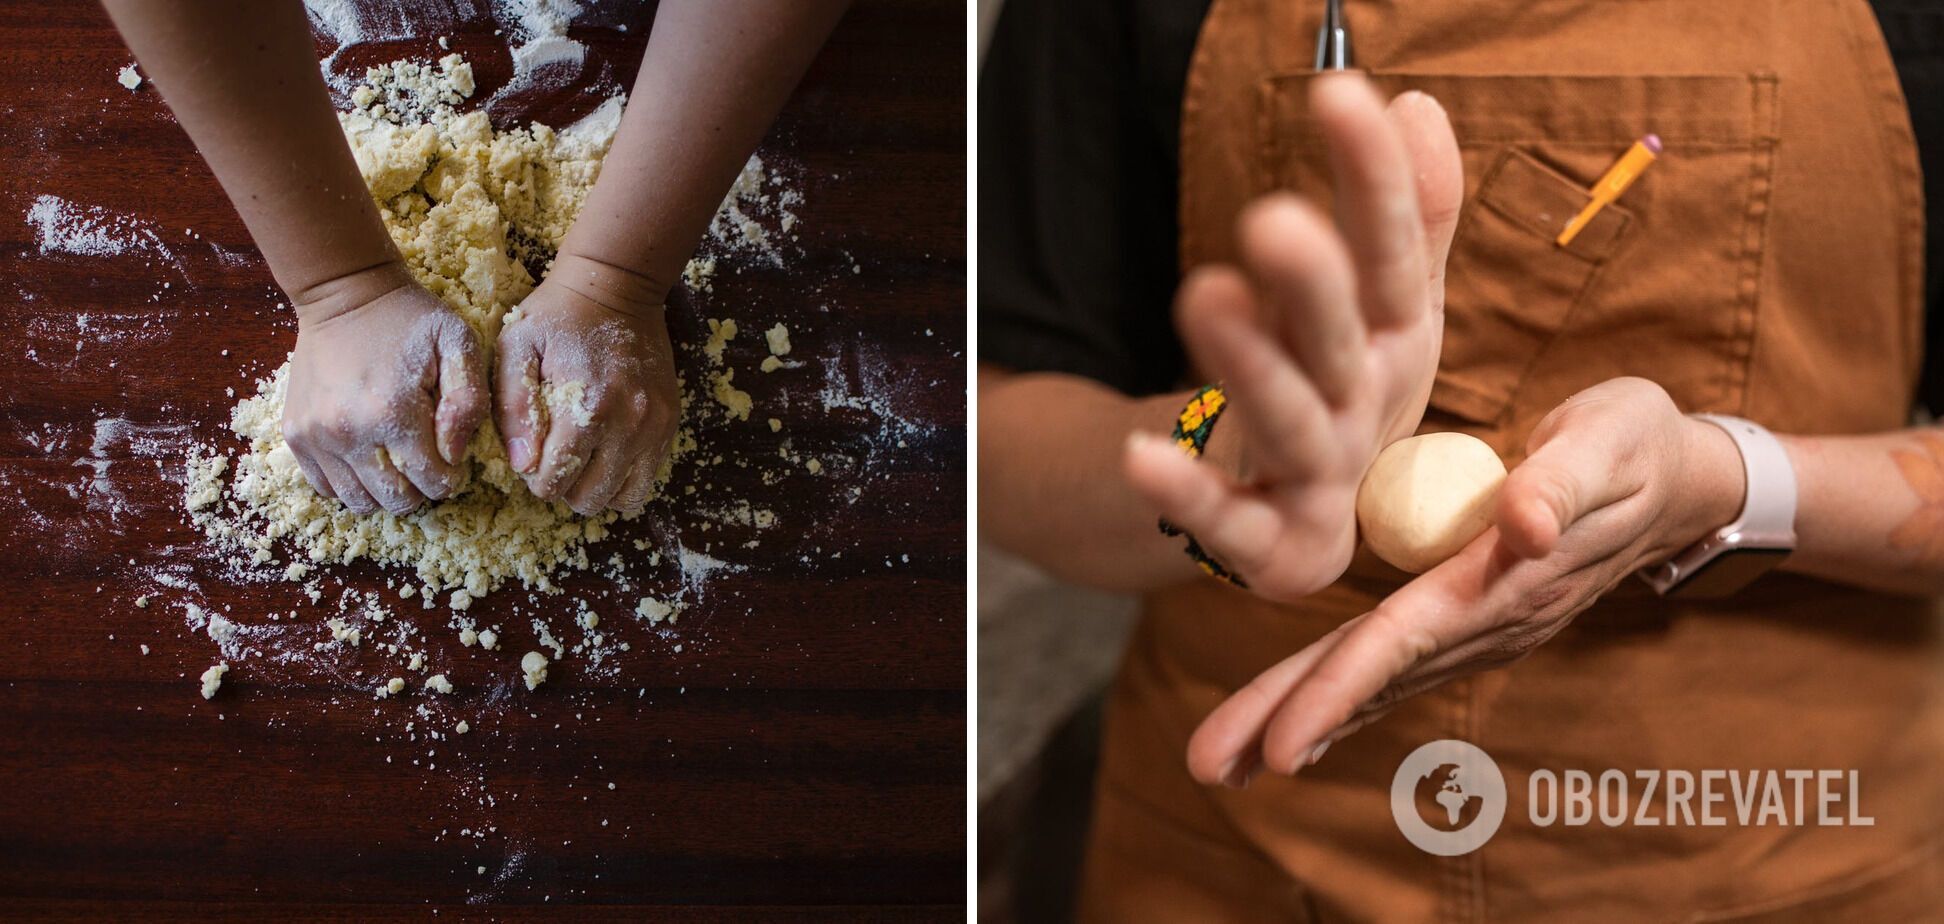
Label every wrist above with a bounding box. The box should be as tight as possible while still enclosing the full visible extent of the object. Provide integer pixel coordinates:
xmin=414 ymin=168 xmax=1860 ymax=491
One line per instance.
xmin=545 ymin=251 xmax=671 ymax=320
xmin=289 ymin=261 xmax=415 ymax=327
xmin=1667 ymin=414 xmax=1748 ymax=550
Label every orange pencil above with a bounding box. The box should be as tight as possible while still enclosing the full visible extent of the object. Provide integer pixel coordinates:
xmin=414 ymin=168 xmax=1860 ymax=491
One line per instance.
xmin=1556 ymin=134 xmax=1661 ymax=247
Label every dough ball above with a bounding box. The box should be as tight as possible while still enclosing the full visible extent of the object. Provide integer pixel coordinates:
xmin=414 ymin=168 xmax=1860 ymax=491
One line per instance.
xmin=1356 ymin=432 xmax=1506 ymax=574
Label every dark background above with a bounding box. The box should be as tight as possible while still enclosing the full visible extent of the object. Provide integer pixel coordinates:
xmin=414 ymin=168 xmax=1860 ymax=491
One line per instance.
xmin=0 ymin=0 xmax=966 ymax=919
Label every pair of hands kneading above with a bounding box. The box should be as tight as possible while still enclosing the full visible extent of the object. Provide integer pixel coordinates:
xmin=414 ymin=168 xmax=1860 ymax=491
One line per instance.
xmin=1121 ymin=73 xmax=1746 ymax=788
xmin=283 ymin=256 xmax=679 ymax=518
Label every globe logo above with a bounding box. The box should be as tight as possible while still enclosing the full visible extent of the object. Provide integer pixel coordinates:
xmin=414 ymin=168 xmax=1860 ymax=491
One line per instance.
xmin=1390 ymin=740 xmax=1507 ymax=856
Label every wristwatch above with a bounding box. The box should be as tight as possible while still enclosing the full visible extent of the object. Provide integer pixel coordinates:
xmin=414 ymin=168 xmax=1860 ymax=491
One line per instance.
xmin=1637 ymin=414 xmax=1798 ymax=598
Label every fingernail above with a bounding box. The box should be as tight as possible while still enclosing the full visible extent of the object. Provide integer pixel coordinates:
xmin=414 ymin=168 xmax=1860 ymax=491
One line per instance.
xmin=509 ymin=437 xmax=535 ymax=472
xmin=1396 ymin=89 xmax=1446 ymax=117
xmin=1306 ymin=741 xmax=1332 ymax=766
xmin=1216 ymin=757 xmax=1242 ymax=788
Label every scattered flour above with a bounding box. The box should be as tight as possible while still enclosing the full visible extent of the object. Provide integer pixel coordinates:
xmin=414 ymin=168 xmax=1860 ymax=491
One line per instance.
xmin=26 ymin=195 xmax=175 ymax=261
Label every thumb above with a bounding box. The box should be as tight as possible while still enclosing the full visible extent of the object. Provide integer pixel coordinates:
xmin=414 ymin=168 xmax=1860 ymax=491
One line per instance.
xmin=1385 ymin=90 xmax=1462 ymax=296
xmin=1496 ymin=415 xmax=1627 ymax=560
xmin=494 ymin=323 xmax=543 ymax=474
xmin=434 ymin=318 xmax=488 ymax=466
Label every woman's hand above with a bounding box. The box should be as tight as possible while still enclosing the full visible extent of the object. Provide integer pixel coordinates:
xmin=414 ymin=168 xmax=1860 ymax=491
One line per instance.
xmin=1185 ymin=377 xmax=1747 ymax=787
xmin=494 ymin=253 xmax=680 ymax=516
xmin=1120 ymin=73 xmax=1464 ymax=602
xmin=283 ymin=266 xmax=488 ymax=516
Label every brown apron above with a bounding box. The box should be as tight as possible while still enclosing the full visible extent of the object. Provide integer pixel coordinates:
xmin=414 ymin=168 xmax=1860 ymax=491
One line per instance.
xmin=1080 ymin=0 xmax=1944 ymax=920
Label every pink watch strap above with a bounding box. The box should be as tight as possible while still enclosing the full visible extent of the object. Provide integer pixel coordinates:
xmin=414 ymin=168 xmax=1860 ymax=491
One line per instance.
xmin=1694 ymin=414 xmax=1798 ymax=543
xmin=1638 ymin=414 xmax=1797 ymax=594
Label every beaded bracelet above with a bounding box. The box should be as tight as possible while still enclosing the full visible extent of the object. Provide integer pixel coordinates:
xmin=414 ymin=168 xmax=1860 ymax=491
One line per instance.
xmin=1157 ymin=385 xmax=1247 ymax=588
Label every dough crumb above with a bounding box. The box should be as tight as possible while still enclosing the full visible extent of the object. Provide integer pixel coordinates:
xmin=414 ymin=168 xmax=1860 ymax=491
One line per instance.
xmin=477 ymin=628 xmax=499 ymax=651
xmin=764 ymin=323 xmax=792 ymax=356
xmin=117 ymin=64 xmax=142 ymax=90
xmin=326 ymin=618 xmax=362 ymax=646
xmin=135 ymin=595 xmax=150 ymax=608
xmin=521 ymin=651 xmax=549 ymax=690
xmin=199 ymin=663 xmax=228 ymax=700
xmin=425 ymin=673 xmax=455 ymax=694
xmin=541 ymin=379 xmax=594 ymax=428
xmin=459 ymin=627 xmax=478 ymax=647
xmin=767 ymin=418 xmax=782 ymax=432
xmin=711 ymin=368 xmax=752 ymax=421
xmin=759 ymin=355 xmax=784 ymax=373
xmin=635 ymin=596 xmax=683 ymax=626
xmin=703 ymin=318 xmax=738 ymax=365
xmin=455 ymin=720 xmax=470 ymax=735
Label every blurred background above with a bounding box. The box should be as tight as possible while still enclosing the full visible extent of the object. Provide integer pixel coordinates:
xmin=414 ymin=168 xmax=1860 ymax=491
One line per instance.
xmin=974 ymin=6 xmax=1137 ymax=920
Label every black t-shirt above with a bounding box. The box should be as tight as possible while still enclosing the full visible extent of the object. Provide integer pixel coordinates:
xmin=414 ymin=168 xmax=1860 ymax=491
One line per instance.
xmin=978 ymin=0 xmax=1944 ymax=415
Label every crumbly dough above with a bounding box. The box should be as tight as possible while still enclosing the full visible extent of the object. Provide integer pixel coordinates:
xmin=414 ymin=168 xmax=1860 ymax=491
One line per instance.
xmin=521 ymin=650 xmax=549 ymax=690
xmin=184 ymin=55 xmax=688 ymax=605
xmin=635 ymin=596 xmax=682 ymax=626
xmin=711 ymin=368 xmax=753 ymax=421
xmin=764 ymin=323 xmax=791 ymax=357
xmin=199 ymin=663 xmax=228 ymax=700
xmin=1356 ymin=432 xmax=1506 ymax=574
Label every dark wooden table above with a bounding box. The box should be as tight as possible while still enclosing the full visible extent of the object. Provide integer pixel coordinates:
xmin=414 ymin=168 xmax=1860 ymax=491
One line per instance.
xmin=0 ymin=2 xmax=965 ymax=919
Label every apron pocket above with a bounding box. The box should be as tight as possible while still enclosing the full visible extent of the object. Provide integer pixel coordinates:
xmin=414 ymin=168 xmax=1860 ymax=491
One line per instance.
xmin=1434 ymin=147 xmax=1631 ymax=423
xmin=1258 ymin=73 xmax=1779 ymax=428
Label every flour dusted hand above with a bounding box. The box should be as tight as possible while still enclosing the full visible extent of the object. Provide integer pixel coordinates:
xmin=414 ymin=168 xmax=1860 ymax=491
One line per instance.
xmin=495 ymin=254 xmax=679 ymax=516
xmin=284 ymin=269 xmax=488 ymax=516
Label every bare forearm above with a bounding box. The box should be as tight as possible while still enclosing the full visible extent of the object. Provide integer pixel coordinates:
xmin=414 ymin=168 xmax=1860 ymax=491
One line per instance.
xmin=1777 ymin=427 xmax=1944 ymax=596
xmin=101 ymin=0 xmax=398 ymax=311
xmin=557 ymin=0 xmax=848 ymax=298
xmin=978 ymin=366 xmax=1204 ymax=590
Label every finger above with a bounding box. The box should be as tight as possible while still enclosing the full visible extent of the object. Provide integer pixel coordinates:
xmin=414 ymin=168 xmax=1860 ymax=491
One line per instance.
xmin=563 ymin=445 xmax=631 ymax=516
xmin=1497 ymin=406 xmax=1639 ymax=559
xmin=493 ymin=326 xmax=543 ymax=474
xmin=1384 ymin=90 xmax=1463 ymax=299
xmin=434 ymin=316 xmax=488 ymax=466
xmin=1311 ymin=73 xmax=1428 ymax=329
xmin=531 ymin=401 xmax=600 ymax=503
xmin=612 ymin=457 xmax=659 ymax=513
xmin=318 ymin=453 xmax=378 ymax=514
xmin=385 ymin=430 xmax=462 ymax=502
xmin=1185 ymin=625 xmax=1354 ymax=786
xmin=1174 ymin=267 xmax=1331 ymax=477
xmin=347 ymin=446 xmax=425 ymax=516
xmin=1234 ymin=194 xmax=1365 ymax=406
xmin=285 ymin=437 xmax=336 ymax=500
xmin=1123 ymin=430 xmax=1286 ymax=579
xmin=1255 ymin=536 xmax=1502 ymax=774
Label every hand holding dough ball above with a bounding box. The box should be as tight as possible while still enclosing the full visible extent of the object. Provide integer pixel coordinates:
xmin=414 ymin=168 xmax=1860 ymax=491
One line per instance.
xmin=1356 ymin=432 xmax=1507 ymax=573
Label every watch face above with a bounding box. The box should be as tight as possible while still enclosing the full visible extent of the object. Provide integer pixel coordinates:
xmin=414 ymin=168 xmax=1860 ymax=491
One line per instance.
xmin=1671 ymin=547 xmax=1793 ymax=599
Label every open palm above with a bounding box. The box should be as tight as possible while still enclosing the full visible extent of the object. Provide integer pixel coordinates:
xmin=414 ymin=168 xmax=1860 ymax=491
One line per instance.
xmin=1124 ymin=74 xmax=1464 ymax=602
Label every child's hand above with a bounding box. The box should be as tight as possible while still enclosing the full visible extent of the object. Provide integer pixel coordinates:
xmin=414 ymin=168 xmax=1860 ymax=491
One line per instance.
xmin=494 ymin=254 xmax=680 ymax=515
xmin=283 ymin=267 xmax=489 ymax=516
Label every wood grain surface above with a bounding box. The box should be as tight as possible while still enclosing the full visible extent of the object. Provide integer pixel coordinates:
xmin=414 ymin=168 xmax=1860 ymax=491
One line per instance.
xmin=0 ymin=1 xmax=966 ymax=919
